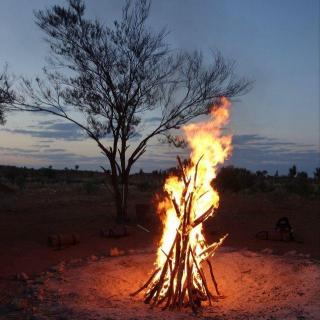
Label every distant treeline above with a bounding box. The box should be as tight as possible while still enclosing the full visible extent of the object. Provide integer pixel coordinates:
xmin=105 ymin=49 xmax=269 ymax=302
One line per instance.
xmin=0 ymin=164 xmax=319 ymax=196
xmin=0 ymin=165 xmax=103 ymax=189
xmin=213 ymin=165 xmax=320 ymax=197
xmin=122 ymin=165 xmax=320 ymax=197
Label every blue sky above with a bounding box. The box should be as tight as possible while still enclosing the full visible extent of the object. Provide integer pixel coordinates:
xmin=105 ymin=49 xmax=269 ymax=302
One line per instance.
xmin=0 ymin=0 xmax=319 ymax=175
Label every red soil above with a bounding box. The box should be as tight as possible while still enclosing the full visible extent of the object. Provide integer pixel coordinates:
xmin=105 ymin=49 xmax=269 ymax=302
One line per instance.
xmin=0 ymin=185 xmax=319 ymax=313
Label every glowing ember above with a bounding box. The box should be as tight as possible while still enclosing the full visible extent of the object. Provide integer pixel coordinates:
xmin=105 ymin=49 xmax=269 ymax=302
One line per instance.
xmin=132 ymin=97 xmax=232 ymax=312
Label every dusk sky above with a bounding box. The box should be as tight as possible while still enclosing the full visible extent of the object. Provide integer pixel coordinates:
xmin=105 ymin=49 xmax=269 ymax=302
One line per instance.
xmin=0 ymin=0 xmax=319 ymax=174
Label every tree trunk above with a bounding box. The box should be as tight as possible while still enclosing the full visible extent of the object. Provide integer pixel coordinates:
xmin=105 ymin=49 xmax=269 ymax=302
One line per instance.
xmin=120 ymin=173 xmax=129 ymax=223
xmin=109 ymin=162 xmax=130 ymax=224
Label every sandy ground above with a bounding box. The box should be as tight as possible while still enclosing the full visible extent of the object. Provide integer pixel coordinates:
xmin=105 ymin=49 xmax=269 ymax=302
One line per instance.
xmin=0 ymin=188 xmax=319 ymax=314
xmin=4 ymin=248 xmax=320 ymax=320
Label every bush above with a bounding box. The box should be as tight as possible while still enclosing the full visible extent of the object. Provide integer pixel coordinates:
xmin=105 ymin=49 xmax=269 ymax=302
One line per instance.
xmin=213 ymin=166 xmax=255 ymax=193
xmin=83 ymin=180 xmax=99 ymax=194
xmin=285 ymin=176 xmax=312 ymax=196
xmin=16 ymin=175 xmax=27 ymax=191
xmin=136 ymin=180 xmax=154 ymax=192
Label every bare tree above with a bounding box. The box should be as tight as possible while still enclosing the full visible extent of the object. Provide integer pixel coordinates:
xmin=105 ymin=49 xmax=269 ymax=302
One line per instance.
xmin=3 ymin=0 xmax=251 ymax=222
xmin=0 ymin=66 xmax=14 ymax=124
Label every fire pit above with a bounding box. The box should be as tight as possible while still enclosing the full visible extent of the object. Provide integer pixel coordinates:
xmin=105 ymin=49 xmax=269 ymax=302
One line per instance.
xmin=132 ymin=98 xmax=232 ymax=312
xmin=16 ymin=250 xmax=320 ymax=320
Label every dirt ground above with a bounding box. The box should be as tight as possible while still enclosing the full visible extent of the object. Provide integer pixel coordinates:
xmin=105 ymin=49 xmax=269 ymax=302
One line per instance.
xmin=3 ymin=250 xmax=320 ymax=319
xmin=0 ymin=183 xmax=319 ymax=318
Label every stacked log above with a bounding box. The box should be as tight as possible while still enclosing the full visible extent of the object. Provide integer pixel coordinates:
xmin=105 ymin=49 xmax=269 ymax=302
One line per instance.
xmin=131 ymin=156 xmax=227 ymax=313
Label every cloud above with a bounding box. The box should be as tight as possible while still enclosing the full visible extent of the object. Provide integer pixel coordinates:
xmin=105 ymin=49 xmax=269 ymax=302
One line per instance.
xmin=0 ymin=133 xmax=318 ymax=174
xmin=0 ymin=145 xmax=104 ymax=170
xmin=41 ymin=148 xmax=67 ymax=153
xmin=2 ymin=119 xmax=145 ymax=143
xmin=230 ymin=134 xmax=319 ymax=174
xmin=135 ymin=134 xmax=319 ymax=175
xmin=0 ymin=146 xmax=38 ymax=154
xmin=31 ymin=144 xmax=51 ymax=149
xmin=1 ymin=121 xmax=85 ymax=141
xmin=144 ymin=117 xmax=162 ymax=123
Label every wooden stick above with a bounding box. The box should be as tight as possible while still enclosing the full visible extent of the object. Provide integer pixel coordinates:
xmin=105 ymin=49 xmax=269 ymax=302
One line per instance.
xmin=198 ymin=234 xmax=228 ymax=258
xmin=192 ymin=205 xmax=214 ymax=227
xmin=206 ymin=260 xmax=220 ymax=296
xmin=151 ymin=231 xmax=179 ymax=305
xmin=190 ymin=249 xmax=212 ymax=306
xmin=171 ymin=196 xmax=181 ymax=217
xmin=177 ymin=156 xmax=187 ymax=185
xmin=130 ymin=268 xmax=160 ymax=296
xmin=193 ymin=154 xmax=204 ymax=188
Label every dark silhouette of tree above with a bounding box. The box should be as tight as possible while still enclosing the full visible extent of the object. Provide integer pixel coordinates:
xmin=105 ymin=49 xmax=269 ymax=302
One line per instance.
xmin=2 ymin=0 xmax=251 ymax=221
xmin=297 ymin=171 xmax=308 ymax=179
xmin=214 ymin=166 xmax=255 ymax=192
xmin=0 ymin=66 xmax=14 ymax=125
xmin=314 ymin=168 xmax=320 ymax=183
xmin=256 ymin=170 xmax=268 ymax=177
xmin=286 ymin=170 xmax=312 ymax=195
xmin=288 ymin=165 xmax=297 ymax=178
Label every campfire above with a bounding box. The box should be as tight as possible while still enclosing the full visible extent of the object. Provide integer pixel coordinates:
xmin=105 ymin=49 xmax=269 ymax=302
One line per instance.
xmin=132 ymin=98 xmax=232 ymax=312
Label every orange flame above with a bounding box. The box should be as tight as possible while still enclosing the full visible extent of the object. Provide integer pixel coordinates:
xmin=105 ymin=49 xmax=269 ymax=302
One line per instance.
xmin=155 ymin=97 xmax=232 ymax=282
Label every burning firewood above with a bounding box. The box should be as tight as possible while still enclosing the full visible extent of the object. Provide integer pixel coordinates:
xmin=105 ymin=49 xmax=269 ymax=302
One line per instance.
xmin=131 ymin=98 xmax=232 ymax=313
xmin=132 ymin=157 xmax=227 ymax=312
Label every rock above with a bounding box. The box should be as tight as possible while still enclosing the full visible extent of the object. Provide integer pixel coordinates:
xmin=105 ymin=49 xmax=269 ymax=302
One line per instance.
xmin=50 ymin=262 xmax=65 ymax=273
xmin=110 ymin=247 xmax=120 ymax=257
xmin=285 ymin=250 xmax=297 ymax=256
xmin=242 ymin=250 xmax=259 ymax=257
xmin=69 ymin=258 xmax=82 ymax=264
xmin=261 ymin=248 xmax=273 ymax=254
xmin=298 ymin=253 xmax=311 ymax=258
xmin=90 ymin=255 xmax=98 ymax=261
xmin=109 ymin=248 xmax=125 ymax=256
xmin=30 ymin=314 xmax=49 ymax=320
xmin=36 ymin=293 xmax=44 ymax=301
xmin=56 ymin=275 xmax=66 ymax=282
xmin=9 ymin=297 xmax=28 ymax=311
xmin=16 ymin=272 xmax=29 ymax=281
xmin=34 ymin=276 xmax=45 ymax=284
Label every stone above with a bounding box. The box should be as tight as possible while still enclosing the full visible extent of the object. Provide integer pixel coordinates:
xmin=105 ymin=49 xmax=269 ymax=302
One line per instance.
xmin=36 ymin=293 xmax=44 ymax=301
xmin=50 ymin=262 xmax=65 ymax=273
xmin=90 ymin=255 xmax=98 ymax=261
xmin=285 ymin=250 xmax=297 ymax=256
xmin=261 ymin=248 xmax=273 ymax=254
xmin=9 ymin=297 xmax=28 ymax=311
xmin=110 ymin=247 xmax=125 ymax=257
xmin=34 ymin=276 xmax=45 ymax=284
xmin=16 ymin=272 xmax=29 ymax=281
xmin=110 ymin=247 xmax=120 ymax=257
xmin=30 ymin=314 xmax=49 ymax=320
xmin=69 ymin=258 xmax=82 ymax=264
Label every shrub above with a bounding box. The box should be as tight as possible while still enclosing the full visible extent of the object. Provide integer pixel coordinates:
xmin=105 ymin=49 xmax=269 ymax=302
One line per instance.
xmin=136 ymin=180 xmax=154 ymax=192
xmin=214 ymin=166 xmax=255 ymax=193
xmin=83 ymin=180 xmax=99 ymax=194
